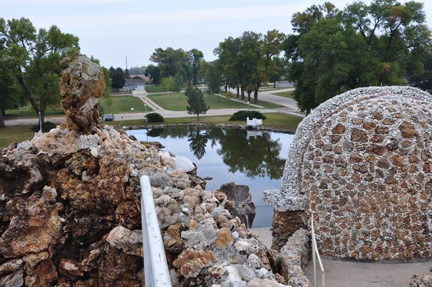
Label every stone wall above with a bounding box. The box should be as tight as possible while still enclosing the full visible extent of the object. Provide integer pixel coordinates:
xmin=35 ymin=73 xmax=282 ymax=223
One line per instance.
xmin=271 ymin=210 xmax=307 ymax=251
xmin=264 ymin=86 xmax=432 ymax=260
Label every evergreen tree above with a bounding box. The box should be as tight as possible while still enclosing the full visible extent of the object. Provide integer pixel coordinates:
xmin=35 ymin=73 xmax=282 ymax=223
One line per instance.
xmin=185 ymin=85 xmax=209 ymax=121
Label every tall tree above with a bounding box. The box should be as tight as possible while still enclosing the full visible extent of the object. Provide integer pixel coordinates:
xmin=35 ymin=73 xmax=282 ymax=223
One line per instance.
xmin=149 ymin=47 xmax=192 ymax=82
xmin=0 ymin=59 xmax=19 ymax=128
xmin=189 ymin=49 xmax=204 ymax=86
xmin=0 ymin=17 xmax=79 ymax=123
xmin=205 ymin=62 xmax=223 ymax=101
xmin=144 ymin=64 xmax=161 ymax=85
xmin=111 ymin=68 xmax=125 ymax=89
xmin=185 ymin=85 xmax=209 ymax=121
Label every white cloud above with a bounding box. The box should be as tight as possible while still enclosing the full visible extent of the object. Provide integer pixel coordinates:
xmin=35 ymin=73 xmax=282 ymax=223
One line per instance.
xmin=26 ymin=5 xmax=301 ymax=28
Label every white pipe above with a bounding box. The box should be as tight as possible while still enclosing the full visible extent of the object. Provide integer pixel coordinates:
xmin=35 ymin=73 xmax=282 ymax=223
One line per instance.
xmin=140 ymin=175 xmax=172 ymax=287
xmin=310 ymin=213 xmax=325 ymax=287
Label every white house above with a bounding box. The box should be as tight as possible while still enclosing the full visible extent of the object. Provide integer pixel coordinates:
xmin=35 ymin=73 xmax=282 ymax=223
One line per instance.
xmin=121 ymin=79 xmax=146 ymax=91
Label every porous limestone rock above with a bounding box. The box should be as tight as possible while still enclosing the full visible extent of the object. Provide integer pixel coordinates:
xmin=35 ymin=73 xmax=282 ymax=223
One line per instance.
xmin=220 ymin=182 xmax=256 ymax=229
xmin=59 ymin=53 xmax=106 ymax=133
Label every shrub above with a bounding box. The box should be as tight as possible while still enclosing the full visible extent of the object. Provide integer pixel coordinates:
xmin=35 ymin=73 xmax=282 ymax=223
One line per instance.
xmin=229 ymin=111 xmax=266 ymax=121
xmin=31 ymin=121 xmax=57 ymax=132
xmin=145 ymin=112 xmax=164 ymax=123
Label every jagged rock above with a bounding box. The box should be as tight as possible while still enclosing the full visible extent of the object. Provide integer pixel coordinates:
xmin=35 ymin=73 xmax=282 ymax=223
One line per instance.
xmin=0 ymin=268 xmax=23 ymax=287
xmin=0 ymin=186 xmax=63 ymax=258
xmin=220 ymin=182 xmax=256 ymax=229
xmin=25 ymin=259 xmax=58 ymax=287
xmin=59 ymin=53 xmax=106 ymax=133
xmin=106 ymin=226 xmax=143 ymax=257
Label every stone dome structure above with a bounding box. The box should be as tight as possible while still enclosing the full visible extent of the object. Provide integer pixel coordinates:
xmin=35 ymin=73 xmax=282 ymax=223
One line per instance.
xmin=264 ymin=86 xmax=432 ymax=260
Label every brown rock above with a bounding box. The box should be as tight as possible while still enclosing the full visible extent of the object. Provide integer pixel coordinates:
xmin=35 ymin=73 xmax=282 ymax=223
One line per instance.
xmin=367 ymin=144 xmax=386 ymax=155
xmin=351 ymin=128 xmax=368 ymax=142
xmin=363 ymin=122 xmax=376 ymax=130
xmin=25 ymin=259 xmax=58 ymax=287
xmin=0 ymin=186 xmax=63 ymax=258
xmin=399 ymin=121 xmax=419 ymax=139
xmin=350 ymin=154 xmax=363 ymax=163
xmin=383 ymin=118 xmax=395 ymax=125
xmin=377 ymin=159 xmax=390 ymax=169
xmin=371 ymin=135 xmax=385 ymax=143
xmin=115 ymin=201 xmax=141 ymax=230
xmin=335 ymin=146 xmax=342 ymax=154
xmin=332 ymin=124 xmax=346 ymax=134
xmin=330 ymin=135 xmax=342 ymax=144
xmin=372 ymin=112 xmax=383 ymax=120
xmin=375 ymin=126 xmax=389 ymax=134
xmin=59 ymin=53 xmax=106 ymax=133
xmin=391 ymin=155 xmax=404 ymax=167
xmin=424 ymin=163 xmax=431 ymax=173
xmin=323 ymin=155 xmax=335 ymax=164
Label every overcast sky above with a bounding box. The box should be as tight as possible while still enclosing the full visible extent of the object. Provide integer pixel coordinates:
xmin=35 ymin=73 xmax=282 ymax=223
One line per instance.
xmin=3 ymin=0 xmax=432 ymax=70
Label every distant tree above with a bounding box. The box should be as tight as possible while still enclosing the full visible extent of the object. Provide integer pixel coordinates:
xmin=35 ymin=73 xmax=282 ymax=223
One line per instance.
xmin=145 ymin=64 xmax=161 ymax=85
xmin=129 ymin=66 xmax=146 ymax=75
xmin=124 ymin=68 xmax=131 ymax=79
xmin=185 ymin=85 xmax=209 ymax=121
xmin=407 ymin=52 xmax=432 ymax=93
xmin=269 ymin=56 xmax=289 ymax=87
xmin=205 ymin=62 xmax=223 ymax=101
xmin=132 ymin=76 xmax=142 ymax=79
xmin=225 ymin=91 xmax=235 ymax=107
xmin=161 ymin=76 xmax=175 ymax=92
xmin=149 ymin=47 xmax=192 ymax=82
xmin=189 ymin=48 xmax=204 ymax=85
xmin=111 ymin=68 xmax=126 ymax=89
xmin=173 ymin=72 xmax=183 ymax=93
xmin=109 ymin=66 xmax=115 ymax=78
xmin=0 ymin=17 xmax=79 ymax=123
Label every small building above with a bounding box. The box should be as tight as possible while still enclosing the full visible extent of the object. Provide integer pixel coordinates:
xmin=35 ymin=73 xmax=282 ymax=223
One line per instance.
xmin=122 ymin=79 xmax=146 ymax=91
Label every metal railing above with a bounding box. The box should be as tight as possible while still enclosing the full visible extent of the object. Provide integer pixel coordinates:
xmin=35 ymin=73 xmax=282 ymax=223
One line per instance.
xmin=140 ymin=175 xmax=172 ymax=287
xmin=310 ymin=213 xmax=325 ymax=287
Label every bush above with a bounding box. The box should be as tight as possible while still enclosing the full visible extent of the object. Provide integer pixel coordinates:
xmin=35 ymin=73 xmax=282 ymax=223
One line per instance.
xmin=229 ymin=111 xmax=266 ymax=121
xmin=145 ymin=112 xmax=164 ymax=123
xmin=31 ymin=121 xmax=57 ymax=132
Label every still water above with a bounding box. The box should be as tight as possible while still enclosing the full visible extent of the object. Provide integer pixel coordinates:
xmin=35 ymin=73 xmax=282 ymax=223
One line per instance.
xmin=128 ymin=127 xmax=294 ymax=227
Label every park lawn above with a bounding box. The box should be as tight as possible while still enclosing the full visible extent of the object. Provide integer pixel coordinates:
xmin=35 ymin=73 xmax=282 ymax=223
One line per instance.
xmin=148 ymin=93 xmax=248 ymax=111
xmin=0 ymin=125 xmax=36 ymax=148
xmin=111 ymin=90 xmax=132 ymax=95
xmin=103 ymin=113 xmax=303 ymax=130
xmin=273 ymin=90 xmax=295 ymax=98
xmin=99 ymin=96 xmax=153 ymax=114
xmin=146 ymin=85 xmax=188 ymax=93
xmin=4 ymin=105 xmax=64 ymax=119
xmin=233 ymin=98 xmax=284 ymax=109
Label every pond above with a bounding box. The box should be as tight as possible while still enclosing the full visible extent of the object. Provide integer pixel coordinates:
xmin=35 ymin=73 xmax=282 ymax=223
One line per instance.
xmin=127 ymin=127 xmax=294 ymax=228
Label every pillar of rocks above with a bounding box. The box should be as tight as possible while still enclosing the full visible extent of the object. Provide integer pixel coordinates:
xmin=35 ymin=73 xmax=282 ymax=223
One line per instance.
xmin=59 ymin=53 xmax=106 ymax=134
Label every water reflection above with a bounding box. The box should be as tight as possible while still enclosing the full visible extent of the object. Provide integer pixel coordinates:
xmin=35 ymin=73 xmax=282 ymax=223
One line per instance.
xmin=151 ymin=127 xmax=286 ymax=180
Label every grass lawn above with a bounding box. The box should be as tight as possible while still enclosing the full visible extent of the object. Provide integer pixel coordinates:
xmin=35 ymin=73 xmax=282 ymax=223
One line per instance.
xmin=104 ymin=113 xmax=302 ymax=131
xmin=147 ymin=85 xmax=188 ymax=93
xmin=99 ymin=96 xmax=153 ymax=114
xmin=111 ymin=90 xmax=132 ymax=95
xmin=0 ymin=125 xmax=36 ymax=148
xmin=149 ymin=93 xmax=284 ymax=110
xmin=273 ymin=90 xmax=295 ymax=98
xmin=4 ymin=106 xmax=65 ymax=119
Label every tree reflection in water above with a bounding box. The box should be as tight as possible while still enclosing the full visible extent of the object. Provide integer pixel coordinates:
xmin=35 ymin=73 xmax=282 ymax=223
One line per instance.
xmin=147 ymin=127 xmax=286 ymax=180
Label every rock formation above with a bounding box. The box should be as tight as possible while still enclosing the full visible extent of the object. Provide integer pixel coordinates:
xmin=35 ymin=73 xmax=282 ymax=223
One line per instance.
xmin=59 ymin=53 xmax=106 ymax=134
xmin=220 ymin=182 xmax=256 ymax=229
xmin=264 ymin=86 xmax=432 ymax=260
xmin=0 ymin=54 xmax=297 ymax=286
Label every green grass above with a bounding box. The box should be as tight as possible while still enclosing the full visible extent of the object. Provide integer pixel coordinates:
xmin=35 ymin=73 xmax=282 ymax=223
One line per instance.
xmin=148 ymin=92 xmax=284 ymax=110
xmin=4 ymin=106 xmax=65 ymax=119
xmin=99 ymin=96 xmax=153 ymax=114
xmin=0 ymin=125 xmax=36 ymax=148
xmin=147 ymin=85 xmax=188 ymax=93
xmin=273 ymin=90 xmax=295 ymax=98
xmin=111 ymin=90 xmax=132 ymax=95
xmin=231 ymin=98 xmax=284 ymax=109
xmin=104 ymin=113 xmax=302 ymax=130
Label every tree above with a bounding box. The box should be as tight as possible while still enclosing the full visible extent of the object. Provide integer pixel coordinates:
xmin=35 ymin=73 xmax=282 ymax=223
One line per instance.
xmin=111 ymin=68 xmax=125 ymax=89
xmin=205 ymin=62 xmax=223 ymax=101
xmin=189 ymin=49 xmax=204 ymax=85
xmin=284 ymin=0 xmax=432 ymax=114
xmin=161 ymin=76 xmax=175 ymax=92
xmin=407 ymin=52 xmax=432 ymax=93
xmin=0 ymin=60 xmax=19 ymax=128
xmin=124 ymin=68 xmax=131 ymax=79
xmin=90 ymin=56 xmax=113 ymax=111
xmin=0 ymin=17 xmax=79 ymax=123
xmin=185 ymin=85 xmax=209 ymax=121
xmin=149 ymin=47 xmax=192 ymax=82
xmin=144 ymin=64 xmax=161 ymax=85
xmin=129 ymin=66 xmax=146 ymax=75
xmin=173 ymin=72 xmax=183 ymax=93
